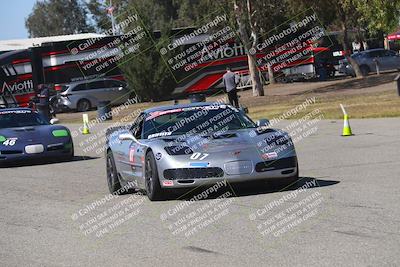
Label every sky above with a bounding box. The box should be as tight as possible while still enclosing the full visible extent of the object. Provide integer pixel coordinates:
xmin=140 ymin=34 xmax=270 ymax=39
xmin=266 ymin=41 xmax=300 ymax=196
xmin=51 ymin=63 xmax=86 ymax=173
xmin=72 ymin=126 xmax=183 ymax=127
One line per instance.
xmin=0 ymin=0 xmax=38 ymax=40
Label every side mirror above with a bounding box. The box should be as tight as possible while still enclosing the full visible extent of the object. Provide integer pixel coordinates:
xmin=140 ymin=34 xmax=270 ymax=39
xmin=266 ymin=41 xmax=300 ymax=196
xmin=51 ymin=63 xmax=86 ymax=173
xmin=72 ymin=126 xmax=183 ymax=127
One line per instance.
xmin=118 ymin=133 xmax=136 ymax=141
xmin=257 ymin=119 xmax=270 ymax=127
xmin=50 ymin=118 xmax=59 ymax=125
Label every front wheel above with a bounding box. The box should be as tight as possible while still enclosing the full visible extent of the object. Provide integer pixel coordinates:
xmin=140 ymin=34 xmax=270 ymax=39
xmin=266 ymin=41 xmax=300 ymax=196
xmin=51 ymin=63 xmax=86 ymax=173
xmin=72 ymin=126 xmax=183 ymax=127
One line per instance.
xmin=106 ymin=150 xmax=122 ymax=194
xmin=62 ymin=142 xmax=74 ymax=161
xmin=145 ymin=151 xmax=164 ymax=201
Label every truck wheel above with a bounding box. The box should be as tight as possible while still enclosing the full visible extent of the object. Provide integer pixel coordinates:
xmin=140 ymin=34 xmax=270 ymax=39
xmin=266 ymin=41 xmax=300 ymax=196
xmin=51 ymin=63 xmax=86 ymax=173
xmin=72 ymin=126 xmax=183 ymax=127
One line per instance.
xmin=145 ymin=151 xmax=164 ymax=201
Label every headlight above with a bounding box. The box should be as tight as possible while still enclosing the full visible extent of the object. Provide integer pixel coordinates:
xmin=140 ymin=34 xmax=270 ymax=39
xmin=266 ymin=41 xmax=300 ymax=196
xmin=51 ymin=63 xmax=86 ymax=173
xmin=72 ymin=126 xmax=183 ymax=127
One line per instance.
xmin=164 ymin=146 xmax=193 ymax=155
xmin=52 ymin=129 xmax=69 ymax=137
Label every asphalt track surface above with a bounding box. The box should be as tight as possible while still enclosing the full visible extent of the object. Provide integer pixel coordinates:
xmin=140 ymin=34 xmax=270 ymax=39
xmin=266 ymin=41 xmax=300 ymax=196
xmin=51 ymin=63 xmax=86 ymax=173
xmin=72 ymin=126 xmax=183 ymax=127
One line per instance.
xmin=1 ymin=118 xmax=399 ymax=266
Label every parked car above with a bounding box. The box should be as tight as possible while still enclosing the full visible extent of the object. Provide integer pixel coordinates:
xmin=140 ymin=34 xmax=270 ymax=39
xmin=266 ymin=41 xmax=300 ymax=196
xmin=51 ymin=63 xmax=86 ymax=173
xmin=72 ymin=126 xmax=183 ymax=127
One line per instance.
xmin=339 ymin=48 xmax=400 ymax=76
xmin=57 ymin=79 xmax=131 ymax=112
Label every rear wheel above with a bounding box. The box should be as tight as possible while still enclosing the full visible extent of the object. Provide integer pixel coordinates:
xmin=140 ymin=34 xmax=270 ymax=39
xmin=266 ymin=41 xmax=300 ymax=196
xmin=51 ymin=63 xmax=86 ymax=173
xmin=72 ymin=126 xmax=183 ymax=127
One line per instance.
xmin=145 ymin=151 xmax=164 ymax=201
xmin=106 ymin=150 xmax=122 ymax=194
xmin=77 ymin=99 xmax=91 ymax=112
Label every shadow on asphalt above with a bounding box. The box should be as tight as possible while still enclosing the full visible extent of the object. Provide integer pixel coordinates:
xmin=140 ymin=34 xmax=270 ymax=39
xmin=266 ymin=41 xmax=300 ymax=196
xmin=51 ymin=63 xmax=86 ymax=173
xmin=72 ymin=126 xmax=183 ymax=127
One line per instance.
xmin=0 ymin=155 xmax=100 ymax=168
xmin=171 ymin=177 xmax=340 ymax=201
xmin=294 ymin=72 xmax=398 ymax=95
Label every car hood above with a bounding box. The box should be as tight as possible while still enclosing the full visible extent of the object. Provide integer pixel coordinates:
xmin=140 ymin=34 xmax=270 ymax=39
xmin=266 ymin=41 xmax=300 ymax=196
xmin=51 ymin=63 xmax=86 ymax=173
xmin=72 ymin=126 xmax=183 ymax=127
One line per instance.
xmin=152 ymin=128 xmax=289 ymax=153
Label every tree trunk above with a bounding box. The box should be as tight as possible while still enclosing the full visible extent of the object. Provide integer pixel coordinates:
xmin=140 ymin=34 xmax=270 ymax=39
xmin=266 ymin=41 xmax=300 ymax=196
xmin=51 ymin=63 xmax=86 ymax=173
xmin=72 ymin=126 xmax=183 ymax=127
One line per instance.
xmin=267 ymin=63 xmax=275 ymax=85
xmin=234 ymin=0 xmax=264 ymax=96
xmin=341 ymin=21 xmax=363 ymax=77
xmin=248 ymin=54 xmax=263 ymax=96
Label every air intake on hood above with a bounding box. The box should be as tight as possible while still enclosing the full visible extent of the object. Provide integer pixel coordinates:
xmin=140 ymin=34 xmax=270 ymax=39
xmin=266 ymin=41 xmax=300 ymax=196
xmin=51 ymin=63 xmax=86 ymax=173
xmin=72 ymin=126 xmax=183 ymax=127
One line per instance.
xmin=14 ymin=127 xmax=35 ymax=132
xmin=210 ymin=133 xmax=237 ymax=139
xmin=162 ymin=138 xmax=177 ymax=142
xmin=254 ymin=128 xmax=276 ymax=135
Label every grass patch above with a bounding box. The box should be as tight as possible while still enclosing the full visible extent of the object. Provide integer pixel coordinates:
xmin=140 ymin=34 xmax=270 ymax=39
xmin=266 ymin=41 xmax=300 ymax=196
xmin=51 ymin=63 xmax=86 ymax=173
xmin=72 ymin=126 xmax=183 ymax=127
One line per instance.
xmin=249 ymin=90 xmax=400 ymax=120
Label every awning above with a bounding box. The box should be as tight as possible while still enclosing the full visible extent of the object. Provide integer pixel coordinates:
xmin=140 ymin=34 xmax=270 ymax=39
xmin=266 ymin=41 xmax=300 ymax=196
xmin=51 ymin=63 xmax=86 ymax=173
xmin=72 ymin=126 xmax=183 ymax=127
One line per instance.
xmin=388 ymin=30 xmax=400 ymax=40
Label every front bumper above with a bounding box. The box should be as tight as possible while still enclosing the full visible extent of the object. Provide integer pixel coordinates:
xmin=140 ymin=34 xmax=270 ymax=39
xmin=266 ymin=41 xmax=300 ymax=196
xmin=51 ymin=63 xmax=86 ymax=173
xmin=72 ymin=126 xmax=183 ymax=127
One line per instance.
xmin=0 ymin=142 xmax=73 ymax=164
xmin=159 ymin=156 xmax=298 ymax=188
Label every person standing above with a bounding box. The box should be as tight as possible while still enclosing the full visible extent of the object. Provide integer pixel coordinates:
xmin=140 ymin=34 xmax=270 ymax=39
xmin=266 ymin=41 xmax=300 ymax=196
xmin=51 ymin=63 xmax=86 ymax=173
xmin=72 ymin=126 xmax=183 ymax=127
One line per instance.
xmin=222 ymin=67 xmax=240 ymax=108
xmin=37 ymin=84 xmax=51 ymax=122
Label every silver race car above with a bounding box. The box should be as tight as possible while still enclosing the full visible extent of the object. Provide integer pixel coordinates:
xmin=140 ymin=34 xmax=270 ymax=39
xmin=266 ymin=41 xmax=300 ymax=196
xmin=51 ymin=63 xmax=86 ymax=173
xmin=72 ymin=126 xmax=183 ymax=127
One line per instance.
xmin=105 ymin=102 xmax=298 ymax=200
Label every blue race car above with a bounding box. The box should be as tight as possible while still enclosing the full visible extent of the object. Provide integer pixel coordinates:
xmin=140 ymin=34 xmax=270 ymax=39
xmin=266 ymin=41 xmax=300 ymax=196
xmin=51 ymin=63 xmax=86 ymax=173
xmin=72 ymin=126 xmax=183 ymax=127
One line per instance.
xmin=0 ymin=108 xmax=74 ymax=165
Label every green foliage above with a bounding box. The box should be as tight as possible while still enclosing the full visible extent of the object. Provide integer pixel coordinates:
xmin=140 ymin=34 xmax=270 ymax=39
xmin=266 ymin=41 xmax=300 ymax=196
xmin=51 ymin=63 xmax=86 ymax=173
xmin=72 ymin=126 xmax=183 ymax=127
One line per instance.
xmin=85 ymin=0 xmax=112 ymax=32
xmin=356 ymin=0 xmax=400 ymax=34
xmin=115 ymin=0 xmax=177 ymax=101
xmin=112 ymin=0 xmax=235 ymax=101
xmin=25 ymin=0 xmax=94 ymax=37
xmin=117 ymin=35 xmax=176 ymax=101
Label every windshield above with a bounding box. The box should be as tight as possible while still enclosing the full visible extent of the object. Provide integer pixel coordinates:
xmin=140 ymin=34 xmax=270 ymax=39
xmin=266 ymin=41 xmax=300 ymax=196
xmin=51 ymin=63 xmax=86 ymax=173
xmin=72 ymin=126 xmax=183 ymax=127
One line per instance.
xmin=0 ymin=110 xmax=49 ymax=129
xmin=143 ymin=105 xmax=256 ymax=139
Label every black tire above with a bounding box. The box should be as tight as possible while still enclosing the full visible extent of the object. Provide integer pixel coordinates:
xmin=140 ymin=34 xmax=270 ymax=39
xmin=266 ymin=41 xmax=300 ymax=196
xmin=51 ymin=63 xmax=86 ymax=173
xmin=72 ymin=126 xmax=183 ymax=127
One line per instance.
xmin=62 ymin=142 xmax=74 ymax=161
xmin=106 ymin=150 xmax=122 ymax=194
xmin=77 ymin=99 xmax=91 ymax=112
xmin=360 ymin=65 xmax=370 ymax=76
xmin=68 ymin=143 xmax=74 ymax=159
xmin=145 ymin=151 xmax=164 ymax=201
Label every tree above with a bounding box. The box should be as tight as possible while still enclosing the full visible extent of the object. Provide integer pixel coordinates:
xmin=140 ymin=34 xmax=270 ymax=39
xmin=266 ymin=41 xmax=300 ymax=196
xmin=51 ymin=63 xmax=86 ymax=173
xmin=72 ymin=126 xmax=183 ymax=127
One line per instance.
xmin=25 ymin=0 xmax=93 ymax=37
xmin=335 ymin=0 xmax=363 ymax=77
xmin=86 ymin=0 xmax=112 ymax=32
xmin=286 ymin=0 xmax=400 ymax=78
xmin=285 ymin=0 xmax=364 ymax=77
xmin=356 ymin=0 xmax=400 ymax=35
xmin=233 ymin=0 xmax=264 ymax=96
xmin=112 ymin=0 xmax=177 ymax=101
xmin=251 ymin=0 xmax=288 ymax=85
